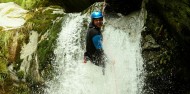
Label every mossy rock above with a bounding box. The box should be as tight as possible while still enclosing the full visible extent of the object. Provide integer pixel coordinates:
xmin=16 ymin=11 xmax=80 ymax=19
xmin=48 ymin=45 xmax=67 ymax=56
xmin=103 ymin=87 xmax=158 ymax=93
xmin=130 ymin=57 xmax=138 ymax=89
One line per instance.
xmin=21 ymin=6 xmax=65 ymax=80
xmin=13 ymin=83 xmax=29 ymax=94
xmin=3 ymin=78 xmax=30 ymax=94
xmin=25 ymin=6 xmax=64 ymax=34
xmin=37 ymin=16 xmax=63 ymax=74
xmin=0 ymin=28 xmax=29 ymax=65
xmin=17 ymin=70 xmax=24 ymax=80
xmin=0 ymin=58 xmax=8 ymax=81
xmin=0 ymin=27 xmax=3 ymax=31
xmin=0 ymin=30 xmax=11 ymax=59
xmin=0 ymin=3 xmax=66 ymax=94
xmin=0 ymin=0 xmax=49 ymax=10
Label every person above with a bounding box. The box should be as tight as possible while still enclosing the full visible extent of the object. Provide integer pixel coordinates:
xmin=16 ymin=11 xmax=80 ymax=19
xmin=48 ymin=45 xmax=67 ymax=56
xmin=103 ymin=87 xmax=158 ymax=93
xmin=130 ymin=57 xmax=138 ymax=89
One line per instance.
xmin=84 ymin=11 xmax=105 ymax=68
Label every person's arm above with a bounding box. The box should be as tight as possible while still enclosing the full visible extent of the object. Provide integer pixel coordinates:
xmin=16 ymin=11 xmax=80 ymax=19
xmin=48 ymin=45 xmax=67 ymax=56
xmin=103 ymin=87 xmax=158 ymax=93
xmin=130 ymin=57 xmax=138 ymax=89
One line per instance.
xmin=92 ymin=35 xmax=104 ymax=54
xmin=92 ymin=35 xmax=103 ymax=50
xmin=92 ymin=35 xmax=106 ymax=64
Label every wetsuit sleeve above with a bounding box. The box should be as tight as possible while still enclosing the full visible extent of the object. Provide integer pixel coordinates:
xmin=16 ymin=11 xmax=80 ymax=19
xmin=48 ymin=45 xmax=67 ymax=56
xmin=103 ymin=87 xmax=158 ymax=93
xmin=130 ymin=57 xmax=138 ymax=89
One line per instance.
xmin=92 ymin=35 xmax=103 ymax=49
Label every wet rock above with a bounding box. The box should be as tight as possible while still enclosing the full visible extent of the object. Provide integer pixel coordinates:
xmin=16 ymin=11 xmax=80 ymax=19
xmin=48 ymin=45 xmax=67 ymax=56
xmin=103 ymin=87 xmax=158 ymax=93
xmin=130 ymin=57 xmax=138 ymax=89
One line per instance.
xmin=142 ymin=35 xmax=160 ymax=50
xmin=0 ymin=2 xmax=65 ymax=93
xmin=143 ymin=0 xmax=190 ymax=93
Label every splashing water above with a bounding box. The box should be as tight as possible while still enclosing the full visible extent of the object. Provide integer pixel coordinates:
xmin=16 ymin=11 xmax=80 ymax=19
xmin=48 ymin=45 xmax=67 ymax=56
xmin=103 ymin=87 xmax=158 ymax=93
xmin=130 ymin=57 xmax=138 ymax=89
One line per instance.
xmin=45 ymin=9 xmax=146 ymax=94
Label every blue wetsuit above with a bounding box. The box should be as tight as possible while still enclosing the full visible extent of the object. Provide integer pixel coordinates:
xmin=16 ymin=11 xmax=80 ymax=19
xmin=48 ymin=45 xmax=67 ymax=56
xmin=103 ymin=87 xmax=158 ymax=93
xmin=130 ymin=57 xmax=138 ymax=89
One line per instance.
xmin=85 ymin=22 xmax=104 ymax=66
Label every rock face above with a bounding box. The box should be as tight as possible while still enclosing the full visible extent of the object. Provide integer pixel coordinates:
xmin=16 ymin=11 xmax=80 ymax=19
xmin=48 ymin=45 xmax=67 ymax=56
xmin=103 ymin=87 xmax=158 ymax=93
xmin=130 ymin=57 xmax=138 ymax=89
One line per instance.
xmin=0 ymin=0 xmax=102 ymax=12
xmin=105 ymin=0 xmax=143 ymax=15
xmin=142 ymin=0 xmax=190 ymax=93
xmin=47 ymin=0 xmax=96 ymax=12
xmin=0 ymin=0 xmax=143 ymax=13
xmin=0 ymin=2 xmax=65 ymax=93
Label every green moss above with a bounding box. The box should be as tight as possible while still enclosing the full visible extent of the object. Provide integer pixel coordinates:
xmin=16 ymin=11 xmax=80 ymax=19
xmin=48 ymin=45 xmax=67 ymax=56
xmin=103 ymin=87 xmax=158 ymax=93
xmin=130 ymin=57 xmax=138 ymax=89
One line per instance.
xmin=14 ymin=83 xmax=29 ymax=94
xmin=20 ymin=6 xmax=65 ymax=80
xmin=0 ymin=31 xmax=9 ymax=58
xmin=4 ymin=80 xmax=30 ymax=94
xmin=37 ymin=17 xmax=63 ymax=72
xmin=0 ymin=61 xmax=7 ymax=74
xmin=25 ymin=6 xmax=64 ymax=34
xmin=0 ymin=0 xmax=49 ymax=10
xmin=0 ymin=27 xmax=3 ymax=31
xmin=0 ymin=58 xmax=8 ymax=81
xmin=17 ymin=70 xmax=24 ymax=80
xmin=0 ymin=28 xmax=29 ymax=68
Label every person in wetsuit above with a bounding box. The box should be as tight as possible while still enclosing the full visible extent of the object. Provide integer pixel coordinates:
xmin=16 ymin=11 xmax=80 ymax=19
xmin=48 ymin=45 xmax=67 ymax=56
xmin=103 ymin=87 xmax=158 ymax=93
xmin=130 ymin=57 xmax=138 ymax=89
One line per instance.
xmin=84 ymin=11 xmax=105 ymax=67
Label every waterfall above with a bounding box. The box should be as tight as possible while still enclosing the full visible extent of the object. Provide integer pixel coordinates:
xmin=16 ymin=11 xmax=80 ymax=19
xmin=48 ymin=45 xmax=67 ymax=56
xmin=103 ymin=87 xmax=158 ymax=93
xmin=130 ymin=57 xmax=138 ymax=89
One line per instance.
xmin=45 ymin=9 xmax=146 ymax=94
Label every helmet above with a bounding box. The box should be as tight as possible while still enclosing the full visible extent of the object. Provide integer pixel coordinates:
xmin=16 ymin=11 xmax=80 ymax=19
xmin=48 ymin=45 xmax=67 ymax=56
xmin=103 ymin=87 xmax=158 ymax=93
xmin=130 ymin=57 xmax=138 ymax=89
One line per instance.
xmin=91 ymin=11 xmax=103 ymax=19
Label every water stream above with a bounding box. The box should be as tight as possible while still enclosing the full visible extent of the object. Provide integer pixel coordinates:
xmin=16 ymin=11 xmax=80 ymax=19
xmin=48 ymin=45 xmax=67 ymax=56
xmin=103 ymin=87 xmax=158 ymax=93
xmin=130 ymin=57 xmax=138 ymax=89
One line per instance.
xmin=45 ymin=9 xmax=146 ymax=94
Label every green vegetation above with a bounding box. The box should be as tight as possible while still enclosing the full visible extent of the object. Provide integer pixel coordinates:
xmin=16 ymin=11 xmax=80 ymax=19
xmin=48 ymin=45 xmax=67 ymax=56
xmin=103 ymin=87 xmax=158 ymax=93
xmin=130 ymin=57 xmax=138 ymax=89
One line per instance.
xmin=24 ymin=6 xmax=64 ymax=77
xmin=0 ymin=58 xmax=8 ymax=81
xmin=0 ymin=3 xmax=65 ymax=93
xmin=0 ymin=0 xmax=49 ymax=10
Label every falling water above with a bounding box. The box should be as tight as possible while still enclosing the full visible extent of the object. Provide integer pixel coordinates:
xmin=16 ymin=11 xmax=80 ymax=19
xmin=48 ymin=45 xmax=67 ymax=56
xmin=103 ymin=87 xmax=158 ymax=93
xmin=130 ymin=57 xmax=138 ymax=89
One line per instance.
xmin=45 ymin=9 xmax=146 ymax=94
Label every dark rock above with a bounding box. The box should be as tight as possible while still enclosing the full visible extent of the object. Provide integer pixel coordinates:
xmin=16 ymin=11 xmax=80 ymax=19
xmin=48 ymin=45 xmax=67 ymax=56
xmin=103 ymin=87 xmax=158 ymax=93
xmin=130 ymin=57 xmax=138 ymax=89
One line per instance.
xmin=51 ymin=0 xmax=143 ymax=14
xmin=48 ymin=0 xmax=102 ymax=12
xmin=105 ymin=0 xmax=143 ymax=15
xmin=143 ymin=0 xmax=190 ymax=93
